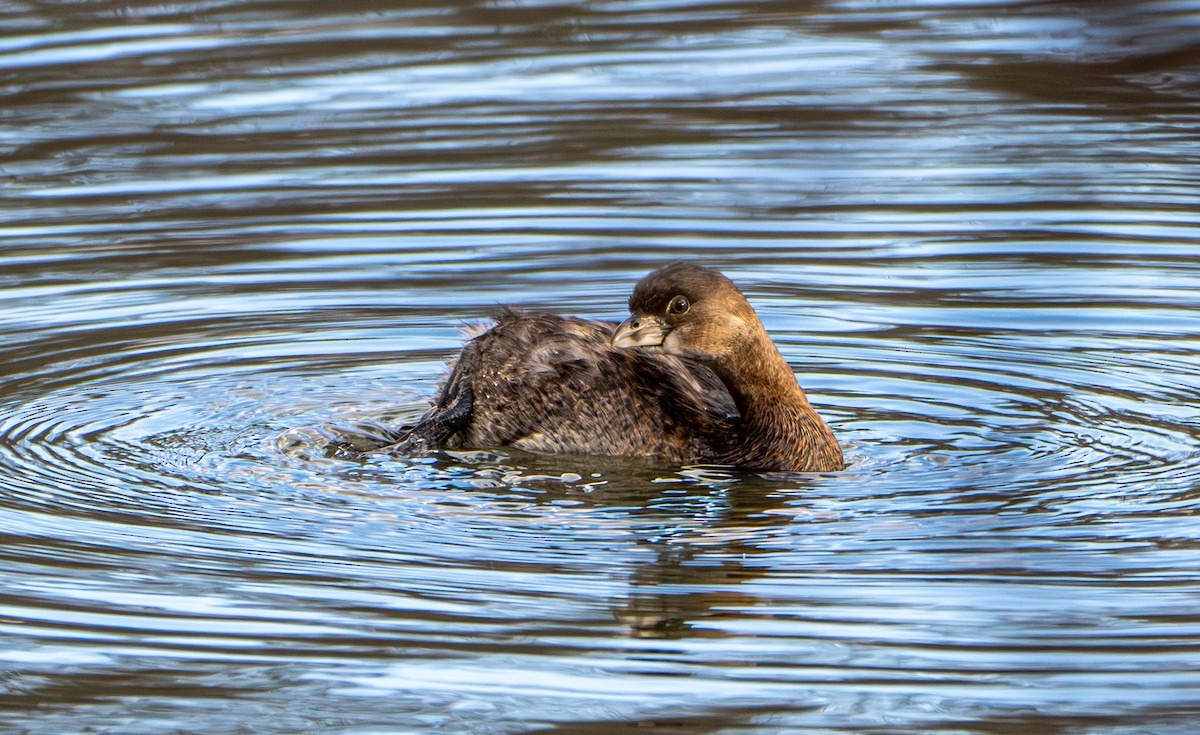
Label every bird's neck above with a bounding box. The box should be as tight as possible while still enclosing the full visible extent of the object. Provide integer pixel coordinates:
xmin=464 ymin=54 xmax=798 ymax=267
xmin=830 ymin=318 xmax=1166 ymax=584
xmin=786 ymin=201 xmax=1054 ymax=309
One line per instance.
xmin=712 ymin=330 xmax=842 ymax=472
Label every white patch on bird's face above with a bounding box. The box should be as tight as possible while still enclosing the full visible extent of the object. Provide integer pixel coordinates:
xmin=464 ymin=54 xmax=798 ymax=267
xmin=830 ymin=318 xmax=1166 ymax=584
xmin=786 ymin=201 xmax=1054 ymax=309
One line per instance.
xmin=662 ymin=308 xmax=754 ymax=365
xmin=661 ymin=328 xmax=698 ymax=359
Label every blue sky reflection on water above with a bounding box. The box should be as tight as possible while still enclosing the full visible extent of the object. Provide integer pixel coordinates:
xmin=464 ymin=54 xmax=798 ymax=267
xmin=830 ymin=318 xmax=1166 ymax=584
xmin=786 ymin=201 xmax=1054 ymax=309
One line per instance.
xmin=0 ymin=1 xmax=1199 ymax=733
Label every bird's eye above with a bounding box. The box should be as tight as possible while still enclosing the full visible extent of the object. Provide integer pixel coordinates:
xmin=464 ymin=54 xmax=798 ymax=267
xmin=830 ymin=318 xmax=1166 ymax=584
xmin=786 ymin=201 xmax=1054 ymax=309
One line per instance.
xmin=668 ymin=295 xmax=690 ymax=314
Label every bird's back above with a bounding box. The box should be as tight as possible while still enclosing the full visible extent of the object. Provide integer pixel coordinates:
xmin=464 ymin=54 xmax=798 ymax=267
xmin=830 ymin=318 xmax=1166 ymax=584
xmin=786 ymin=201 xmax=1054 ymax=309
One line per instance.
xmin=438 ymin=308 xmax=737 ymax=463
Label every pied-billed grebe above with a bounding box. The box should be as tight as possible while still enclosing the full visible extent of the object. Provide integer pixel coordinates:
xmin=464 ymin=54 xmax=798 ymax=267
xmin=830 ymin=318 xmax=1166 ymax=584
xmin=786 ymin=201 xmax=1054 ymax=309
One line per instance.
xmin=387 ymin=262 xmax=843 ymax=472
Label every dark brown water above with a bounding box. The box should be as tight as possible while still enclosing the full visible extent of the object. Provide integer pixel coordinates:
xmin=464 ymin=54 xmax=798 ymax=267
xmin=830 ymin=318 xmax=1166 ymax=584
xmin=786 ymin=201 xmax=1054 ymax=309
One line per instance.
xmin=3 ymin=1 xmax=1200 ymax=733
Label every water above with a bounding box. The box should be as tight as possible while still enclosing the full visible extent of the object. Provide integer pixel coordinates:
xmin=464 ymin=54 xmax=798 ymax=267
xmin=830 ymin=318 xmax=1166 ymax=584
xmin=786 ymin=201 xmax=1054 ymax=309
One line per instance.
xmin=3 ymin=1 xmax=1200 ymax=732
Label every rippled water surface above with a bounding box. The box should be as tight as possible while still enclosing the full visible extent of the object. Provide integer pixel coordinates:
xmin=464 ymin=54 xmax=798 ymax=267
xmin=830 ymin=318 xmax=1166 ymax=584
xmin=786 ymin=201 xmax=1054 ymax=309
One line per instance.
xmin=3 ymin=1 xmax=1200 ymax=732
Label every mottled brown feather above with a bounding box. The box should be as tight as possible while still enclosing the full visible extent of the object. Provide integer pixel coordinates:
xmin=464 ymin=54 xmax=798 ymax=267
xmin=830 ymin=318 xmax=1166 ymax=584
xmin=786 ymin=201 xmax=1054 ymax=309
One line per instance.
xmin=387 ymin=264 xmax=843 ymax=472
xmin=441 ymin=307 xmax=736 ymax=463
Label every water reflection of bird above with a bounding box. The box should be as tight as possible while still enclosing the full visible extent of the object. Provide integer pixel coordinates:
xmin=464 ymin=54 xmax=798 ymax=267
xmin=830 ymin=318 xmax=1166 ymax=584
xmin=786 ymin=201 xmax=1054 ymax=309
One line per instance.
xmin=388 ymin=262 xmax=843 ymax=472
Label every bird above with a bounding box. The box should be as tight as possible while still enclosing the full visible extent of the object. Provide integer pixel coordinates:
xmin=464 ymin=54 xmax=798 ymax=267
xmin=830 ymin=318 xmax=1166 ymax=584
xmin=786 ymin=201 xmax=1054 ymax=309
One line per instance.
xmin=385 ymin=262 xmax=843 ymax=472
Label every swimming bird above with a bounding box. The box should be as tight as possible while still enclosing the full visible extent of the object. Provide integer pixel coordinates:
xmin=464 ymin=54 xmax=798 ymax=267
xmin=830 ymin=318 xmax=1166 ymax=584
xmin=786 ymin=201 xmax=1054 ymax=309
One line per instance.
xmin=386 ymin=262 xmax=843 ymax=472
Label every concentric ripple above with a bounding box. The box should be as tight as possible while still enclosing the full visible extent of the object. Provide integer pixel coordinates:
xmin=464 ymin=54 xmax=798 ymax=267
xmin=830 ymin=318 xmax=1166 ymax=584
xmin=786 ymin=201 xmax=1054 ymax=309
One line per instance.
xmin=4 ymin=0 xmax=1200 ymax=733
xmin=1 ymin=246 xmax=1199 ymax=733
xmin=4 ymin=253 xmax=1200 ymax=733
